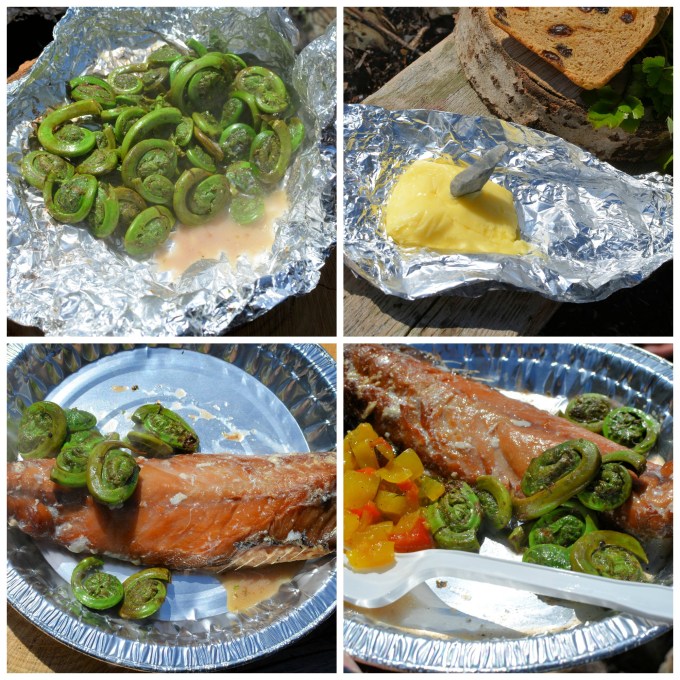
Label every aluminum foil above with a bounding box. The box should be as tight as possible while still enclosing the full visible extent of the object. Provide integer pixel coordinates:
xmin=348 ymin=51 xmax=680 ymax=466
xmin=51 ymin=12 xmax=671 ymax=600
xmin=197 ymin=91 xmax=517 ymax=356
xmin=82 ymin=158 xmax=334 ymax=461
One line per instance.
xmin=344 ymin=343 xmax=672 ymax=672
xmin=7 ymin=343 xmax=337 ymax=671
xmin=344 ymin=104 xmax=673 ymax=302
xmin=7 ymin=8 xmax=336 ymax=336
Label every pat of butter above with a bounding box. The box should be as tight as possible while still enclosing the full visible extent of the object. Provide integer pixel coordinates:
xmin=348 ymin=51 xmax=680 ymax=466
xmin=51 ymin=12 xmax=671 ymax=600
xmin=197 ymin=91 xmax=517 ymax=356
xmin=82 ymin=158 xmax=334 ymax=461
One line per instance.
xmin=383 ymin=157 xmax=530 ymax=255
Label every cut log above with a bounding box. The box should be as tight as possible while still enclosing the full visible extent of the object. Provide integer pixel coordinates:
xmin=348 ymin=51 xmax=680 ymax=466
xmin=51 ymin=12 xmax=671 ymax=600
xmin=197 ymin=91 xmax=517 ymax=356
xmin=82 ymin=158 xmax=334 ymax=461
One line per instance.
xmin=454 ymin=7 xmax=670 ymax=163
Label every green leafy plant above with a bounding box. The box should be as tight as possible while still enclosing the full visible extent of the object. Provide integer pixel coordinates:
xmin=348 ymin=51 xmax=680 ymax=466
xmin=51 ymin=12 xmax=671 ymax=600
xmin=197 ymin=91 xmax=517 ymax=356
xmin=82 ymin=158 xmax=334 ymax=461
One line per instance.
xmin=583 ymin=17 xmax=672 ymax=168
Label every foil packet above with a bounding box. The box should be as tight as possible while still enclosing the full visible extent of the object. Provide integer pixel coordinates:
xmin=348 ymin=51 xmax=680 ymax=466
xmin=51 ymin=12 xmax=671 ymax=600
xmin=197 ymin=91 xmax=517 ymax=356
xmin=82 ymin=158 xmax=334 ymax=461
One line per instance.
xmin=7 ymin=8 xmax=336 ymax=336
xmin=344 ymin=104 xmax=672 ymax=303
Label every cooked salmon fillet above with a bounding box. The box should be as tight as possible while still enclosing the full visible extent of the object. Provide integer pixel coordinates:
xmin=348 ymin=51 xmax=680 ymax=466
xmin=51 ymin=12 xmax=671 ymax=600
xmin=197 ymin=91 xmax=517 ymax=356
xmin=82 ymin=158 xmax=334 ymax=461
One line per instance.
xmin=8 ymin=452 xmax=336 ymax=570
xmin=345 ymin=344 xmax=672 ymax=540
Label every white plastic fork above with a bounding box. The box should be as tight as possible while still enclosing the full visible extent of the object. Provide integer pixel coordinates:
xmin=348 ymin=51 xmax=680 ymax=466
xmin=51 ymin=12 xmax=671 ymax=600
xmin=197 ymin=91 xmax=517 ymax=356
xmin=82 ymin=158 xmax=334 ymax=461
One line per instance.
xmin=344 ymin=550 xmax=672 ymax=624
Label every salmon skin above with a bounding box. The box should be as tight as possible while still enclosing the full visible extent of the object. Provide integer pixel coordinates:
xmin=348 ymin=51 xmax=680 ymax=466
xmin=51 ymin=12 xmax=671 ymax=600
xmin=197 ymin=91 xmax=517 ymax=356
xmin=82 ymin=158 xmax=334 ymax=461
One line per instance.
xmin=345 ymin=344 xmax=672 ymax=541
xmin=8 ymin=452 xmax=336 ymax=571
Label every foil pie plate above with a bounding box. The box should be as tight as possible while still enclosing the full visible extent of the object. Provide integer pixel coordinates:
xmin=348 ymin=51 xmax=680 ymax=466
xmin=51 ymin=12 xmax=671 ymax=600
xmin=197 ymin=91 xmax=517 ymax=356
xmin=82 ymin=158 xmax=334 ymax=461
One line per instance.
xmin=7 ymin=343 xmax=336 ymax=671
xmin=344 ymin=343 xmax=672 ymax=672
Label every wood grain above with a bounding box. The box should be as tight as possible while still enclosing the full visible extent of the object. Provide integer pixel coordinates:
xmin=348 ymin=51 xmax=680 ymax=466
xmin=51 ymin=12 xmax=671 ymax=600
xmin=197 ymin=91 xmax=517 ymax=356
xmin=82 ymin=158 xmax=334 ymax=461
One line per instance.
xmin=345 ymin=32 xmax=560 ymax=336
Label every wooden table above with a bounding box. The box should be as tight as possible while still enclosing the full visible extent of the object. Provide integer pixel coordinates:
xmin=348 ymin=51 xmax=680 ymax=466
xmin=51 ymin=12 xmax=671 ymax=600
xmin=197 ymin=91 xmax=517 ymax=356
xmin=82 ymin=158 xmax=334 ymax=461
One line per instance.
xmin=343 ymin=31 xmax=664 ymax=336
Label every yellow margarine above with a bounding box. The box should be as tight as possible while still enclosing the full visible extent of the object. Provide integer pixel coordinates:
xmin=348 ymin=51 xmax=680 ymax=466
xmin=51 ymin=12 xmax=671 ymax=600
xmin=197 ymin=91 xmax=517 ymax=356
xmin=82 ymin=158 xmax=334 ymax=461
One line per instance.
xmin=383 ymin=157 xmax=530 ymax=255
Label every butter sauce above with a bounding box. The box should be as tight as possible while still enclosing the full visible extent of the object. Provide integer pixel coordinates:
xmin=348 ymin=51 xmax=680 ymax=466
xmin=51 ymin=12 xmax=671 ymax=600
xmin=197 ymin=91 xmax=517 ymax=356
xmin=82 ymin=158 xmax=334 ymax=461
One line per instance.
xmin=154 ymin=191 xmax=288 ymax=278
xmin=382 ymin=157 xmax=530 ymax=255
xmin=219 ymin=562 xmax=302 ymax=612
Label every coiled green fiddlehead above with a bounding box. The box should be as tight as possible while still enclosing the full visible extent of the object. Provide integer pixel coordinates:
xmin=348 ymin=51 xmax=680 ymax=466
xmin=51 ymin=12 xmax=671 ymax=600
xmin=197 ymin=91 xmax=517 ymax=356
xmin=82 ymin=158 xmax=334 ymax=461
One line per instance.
xmin=119 ymin=106 xmax=183 ymax=159
xmin=86 ymin=439 xmax=140 ymax=508
xmin=522 ymin=544 xmax=572 ymax=569
xmin=43 ymin=173 xmax=98 ymax=223
xmin=114 ymin=187 xmax=147 ymax=230
xmin=119 ymin=568 xmax=171 ymax=619
xmin=37 ymin=100 xmax=102 ymax=157
xmin=173 ymin=168 xmax=230 ymax=226
xmin=167 ymin=54 xmax=233 ymax=114
xmin=220 ymin=123 xmax=256 ymax=164
xmin=21 ymin=150 xmax=75 ymax=189
xmin=125 ymin=430 xmax=174 ymax=458
xmin=570 ymin=530 xmax=648 ymax=581
xmin=71 ymin=557 xmax=124 ymax=610
xmin=64 ymin=407 xmax=97 ymax=433
xmin=51 ymin=429 xmax=104 ymax=487
xmin=577 ymin=450 xmax=647 ymax=511
xmin=69 ymin=76 xmax=116 ymax=108
xmin=512 ymin=439 xmax=601 ymax=521
xmin=602 ymin=407 xmax=660 ymax=454
xmin=527 ymin=500 xmax=598 ymax=548
xmin=234 ymin=66 xmax=290 ymax=114
xmin=250 ymin=119 xmax=292 ymax=184
xmin=124 ymin=205 xmax=175 ymax=256
xmin=18 ymin=401 xmax=68 ymax=459
xmin=475 ymin=475 xmax=512 ymax=531
xmin=87 ymin=183 xmax=120 ymax=238
xmin=563 ymin=393 xmax=612 ymax=433
xmin=131 ymin=403 xmax=199 ymax=453
xmin=121 ymin=139 xmax=178 ymax=206
xmin=424 ymin=480 xmax=482 ymax=551
xmin=225 ymin=161 xmax=265 ymax=224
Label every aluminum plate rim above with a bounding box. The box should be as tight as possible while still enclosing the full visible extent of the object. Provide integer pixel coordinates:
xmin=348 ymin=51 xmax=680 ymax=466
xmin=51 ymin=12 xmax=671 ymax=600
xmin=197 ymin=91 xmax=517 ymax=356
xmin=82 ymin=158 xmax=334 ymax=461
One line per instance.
xmin=7 ymin=342 xmax=337 ymax=671
xmin=344 ymin=342 xmax=671 ymax=672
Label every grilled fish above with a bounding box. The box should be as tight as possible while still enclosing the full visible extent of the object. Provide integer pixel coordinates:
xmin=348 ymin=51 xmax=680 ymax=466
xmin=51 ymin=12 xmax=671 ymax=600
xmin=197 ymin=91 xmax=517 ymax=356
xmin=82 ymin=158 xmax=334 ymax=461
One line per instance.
xmin=345 ymin=344 xmax=672 ymax=540
xmin=8 ymin=452 xmax=336 ymax=570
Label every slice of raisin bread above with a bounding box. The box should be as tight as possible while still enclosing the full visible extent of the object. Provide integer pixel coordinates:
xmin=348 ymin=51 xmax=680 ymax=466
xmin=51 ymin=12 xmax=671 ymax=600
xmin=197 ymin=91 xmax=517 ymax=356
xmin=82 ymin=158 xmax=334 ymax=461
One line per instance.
xmin=488 ymin=7 xmax=670 ymax=90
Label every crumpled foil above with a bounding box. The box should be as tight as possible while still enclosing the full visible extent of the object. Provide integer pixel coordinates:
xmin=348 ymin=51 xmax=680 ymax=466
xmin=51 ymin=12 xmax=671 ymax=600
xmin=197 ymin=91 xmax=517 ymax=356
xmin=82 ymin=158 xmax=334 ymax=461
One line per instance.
xmin=7 ymin=8 xmax=336 ymax=336
xmin=344 ymin=104 xmax=673 ymax=303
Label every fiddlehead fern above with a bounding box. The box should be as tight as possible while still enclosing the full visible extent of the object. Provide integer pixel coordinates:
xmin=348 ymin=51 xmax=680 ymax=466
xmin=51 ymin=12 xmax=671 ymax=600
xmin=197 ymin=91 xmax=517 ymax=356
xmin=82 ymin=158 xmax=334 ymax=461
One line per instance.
xmin=37 ymin=100 xmax=102 ymax=157
xmin=424 ymin=480 xmax=482 ymax=551
xmin=87 ymin=183 xmax=120 ymax=238
xmin=602 ymin=407 xmax=660 ymax=454
xmin=570 ymin=530 xmax=648 ymax=581
xmin=71 ymin=557 xmax=124 ymax=610
xmin=43 ymin=173 xmax=98 ymax=223
xmin=86 ymin=439 xmax=140 ymax=507
xmin=119 ymin=568 xmax=171 ymax=619
xmin=173 ymin=168 xmax=230 ymax=226
xmin=513 ymin=439 xmax=601 ymax=520
xmin=475 ymin=475 xmax=512 ymax=530
xmin=18 ymin=401 xmax=68 ymax=459
xmin=21 ymin=150 xmax=75 ymax=190
xmin=124 ymin=205 xmax=175 ymax=256
xmin=131 ymin=403 xmax=199 ymax=453
xmin=563 ymin=393 xmax=612 ymax=433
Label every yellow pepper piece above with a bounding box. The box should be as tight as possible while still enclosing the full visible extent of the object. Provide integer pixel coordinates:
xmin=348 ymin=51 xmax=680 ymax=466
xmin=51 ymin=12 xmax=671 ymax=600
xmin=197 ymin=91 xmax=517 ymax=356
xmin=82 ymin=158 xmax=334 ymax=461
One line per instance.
xmin=377 ymin=461 xmax=412 ymax=484
xmin=346 ymin=540 xmax=395 ymax=569
xmin=343 ymin=439 xmax=356 ymax=472
xmin=392 ymin=510 xmax=423 ymax=535
xmin=344 ymin=470 xmax=380 ymax=509
xmin=393 ymin=448 xmax=425 ymax=478
xmin=352 ymin=438 xmax=379 ymax=469
xmin=344 ymin=510 xmax=361 ymax=543
xmin=346 ymin=422 xmax=379 ymax=448
xmin=375 ymin=489 xmax=409 ymax=520
xmin=419 ymin=475 xmax=446 ymax=502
